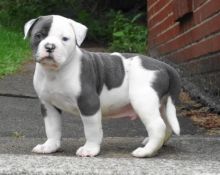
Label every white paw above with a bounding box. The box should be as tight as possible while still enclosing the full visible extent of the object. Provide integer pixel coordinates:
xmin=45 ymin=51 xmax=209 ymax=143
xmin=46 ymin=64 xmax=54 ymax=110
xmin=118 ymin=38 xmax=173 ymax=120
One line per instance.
xmin=32 ymin=140 xmax=60 ymax=154
xmin=142 ymin=137 xmax=149 ymax=145
xmin=76 ymin=143 xmax=100 ymax=157
xmin=132 ymin=147 xmax=156 ymax=158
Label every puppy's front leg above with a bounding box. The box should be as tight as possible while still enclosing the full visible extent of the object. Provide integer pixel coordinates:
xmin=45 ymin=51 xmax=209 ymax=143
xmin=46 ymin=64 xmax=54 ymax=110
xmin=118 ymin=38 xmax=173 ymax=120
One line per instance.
xmin=76 ymin=109 xmax=103 ymax=157
xmin=32 ymin=103 xmax=62 ymax=154
xmin=76 ymin=93 xmax=103 ymax=157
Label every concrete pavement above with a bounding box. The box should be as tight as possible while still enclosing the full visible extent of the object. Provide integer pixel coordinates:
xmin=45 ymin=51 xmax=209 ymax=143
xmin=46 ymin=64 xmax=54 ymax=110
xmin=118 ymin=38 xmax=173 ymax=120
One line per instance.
xmin=0 ymin=136 xmax=220 ymax=174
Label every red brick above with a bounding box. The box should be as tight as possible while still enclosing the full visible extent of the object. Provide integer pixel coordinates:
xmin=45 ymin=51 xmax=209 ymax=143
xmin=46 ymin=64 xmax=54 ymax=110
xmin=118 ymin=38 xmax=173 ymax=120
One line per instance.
xmin=149 ymin=21 xmax=174 ymax=47
xmin=155 ymin=0 xmax=219 ymax=38
xmin=173 ymin=0 xmax=193 ymax=21
xmin=149 ymin=2 xmax=173 ymax=29
xmin=158 ymin=13 xmax=220 ymax=54
xmin=159 ymin=34 xmax=188 ymax=54
xmin=192 ymin=13 xmax=220 ymax=40
xmin=149 ymin=14 xmax=174 ymax=37
xmin=194 ymin=0 xmax=220 ymax=24
xmin=148 ymin=0 xmax=161 ymax=17
xmin=148 ymin=29 xmax=158 ymax=45
xmin=193 ymin=0 xmax=207 ymax=10
xmin=149 ymin=1 xmax=220 ymax=50
xmin=149 ymin=19 xmax=175 ymax=48
xmin=178 ymin=0 xmax=220 ymax=31
xmin=149 ymin=23 xmax=179 ymax=49
xmin=148 ymin=0 xmax=171 ymax=21
xmin=148 ymin=0 xmax=220 ymax=62
xmin=148 ymin=0 xmax=158 ymax=8
xmin=154 ymin=24 xmax=180 ymax=46
xmin=167 ymin=33 xmax=220 ymax=63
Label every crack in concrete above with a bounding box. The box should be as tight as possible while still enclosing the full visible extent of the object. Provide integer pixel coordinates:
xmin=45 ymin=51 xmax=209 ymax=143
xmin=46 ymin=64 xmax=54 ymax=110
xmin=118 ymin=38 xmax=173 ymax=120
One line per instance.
xmin=0 ymin=93 xmax=37 ymax=99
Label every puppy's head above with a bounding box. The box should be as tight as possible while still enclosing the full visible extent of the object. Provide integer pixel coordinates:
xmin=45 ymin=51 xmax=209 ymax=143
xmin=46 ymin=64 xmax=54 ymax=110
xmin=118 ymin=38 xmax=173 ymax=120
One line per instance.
xmin=24 ymin=15 xmax=87 ymax=70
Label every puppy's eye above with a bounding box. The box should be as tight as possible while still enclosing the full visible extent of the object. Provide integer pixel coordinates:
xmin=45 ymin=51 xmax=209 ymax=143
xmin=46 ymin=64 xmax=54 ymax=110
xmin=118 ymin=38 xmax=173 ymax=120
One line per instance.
xmin=62 ymin=37 xmax=69 ymax=41
xmin=34 ymin=33 xmax=43 ymax=39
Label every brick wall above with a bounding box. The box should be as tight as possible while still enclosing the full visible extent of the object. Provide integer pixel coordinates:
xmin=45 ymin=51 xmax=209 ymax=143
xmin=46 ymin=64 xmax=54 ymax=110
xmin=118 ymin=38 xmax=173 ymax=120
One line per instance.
xmin=147 ymin=0 xmax=220 ymax=109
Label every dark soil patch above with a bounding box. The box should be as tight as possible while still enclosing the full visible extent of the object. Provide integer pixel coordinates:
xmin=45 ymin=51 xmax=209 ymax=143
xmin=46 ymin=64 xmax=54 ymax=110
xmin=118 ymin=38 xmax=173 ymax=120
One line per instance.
xmin=178 ymin=91 xmax=220 ymax=135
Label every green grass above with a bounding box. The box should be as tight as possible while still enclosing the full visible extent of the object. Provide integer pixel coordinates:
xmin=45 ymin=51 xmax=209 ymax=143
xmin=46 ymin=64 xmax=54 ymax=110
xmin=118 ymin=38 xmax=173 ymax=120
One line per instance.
xmin=0 ymin=26 xmax=31 ymax=78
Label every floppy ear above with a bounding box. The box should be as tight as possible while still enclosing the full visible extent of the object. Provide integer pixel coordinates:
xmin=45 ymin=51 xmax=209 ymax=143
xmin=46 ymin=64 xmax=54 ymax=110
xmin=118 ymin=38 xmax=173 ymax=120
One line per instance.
xmin=69 ymin=19 xmax=88 ymax=46
xmin=24 ymin=18 xmax=39 ymax=39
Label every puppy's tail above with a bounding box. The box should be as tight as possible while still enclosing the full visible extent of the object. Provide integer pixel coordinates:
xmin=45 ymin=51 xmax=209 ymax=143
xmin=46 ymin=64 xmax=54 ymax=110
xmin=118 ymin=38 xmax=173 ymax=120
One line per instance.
xmin=164 ymin=64 xmax=181 ymax=135
xmin=165 ymin=96 xmax=180 ymax=136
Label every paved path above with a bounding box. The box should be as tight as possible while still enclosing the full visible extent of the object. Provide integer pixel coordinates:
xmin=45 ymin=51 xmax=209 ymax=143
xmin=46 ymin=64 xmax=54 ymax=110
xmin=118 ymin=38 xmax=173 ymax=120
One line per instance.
xmin=0 ymin=136 xmax=220 ymax=174
xmin=0 ymin=48 xmax=219 ymax=174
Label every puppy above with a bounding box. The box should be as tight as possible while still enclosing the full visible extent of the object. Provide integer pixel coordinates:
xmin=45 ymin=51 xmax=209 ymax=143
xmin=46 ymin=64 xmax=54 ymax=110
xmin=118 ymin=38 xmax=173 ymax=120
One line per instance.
xmin=24 ymin=15 xmax=180 ymax=157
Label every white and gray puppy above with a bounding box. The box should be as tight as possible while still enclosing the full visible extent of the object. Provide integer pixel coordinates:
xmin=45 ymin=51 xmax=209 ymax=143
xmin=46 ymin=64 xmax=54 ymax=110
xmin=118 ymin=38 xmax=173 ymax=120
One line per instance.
xmin=24 ymin=15 xmax=180 ymax=158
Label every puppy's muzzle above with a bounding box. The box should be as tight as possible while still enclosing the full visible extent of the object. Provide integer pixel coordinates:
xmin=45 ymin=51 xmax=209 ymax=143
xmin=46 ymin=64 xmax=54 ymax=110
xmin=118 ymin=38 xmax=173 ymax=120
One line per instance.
xmin=35 ymin=42 xmax=57 ymax=64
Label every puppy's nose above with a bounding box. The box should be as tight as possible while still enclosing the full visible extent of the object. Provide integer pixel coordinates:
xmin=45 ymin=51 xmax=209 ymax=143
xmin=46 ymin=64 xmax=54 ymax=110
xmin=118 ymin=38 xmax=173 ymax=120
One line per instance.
xmin=45 ymin=43 xmax=56 ymax=53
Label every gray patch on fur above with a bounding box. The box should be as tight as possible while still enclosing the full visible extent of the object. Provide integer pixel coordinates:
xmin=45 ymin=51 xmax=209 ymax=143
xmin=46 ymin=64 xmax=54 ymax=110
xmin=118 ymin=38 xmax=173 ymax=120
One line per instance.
xmin=29 ymin=15 xmax=53 ymax=58
xmin=77 ymin=50 xmax=125 ymax=116
xmin=141 ymin=56 xmax=180 ymax=104
xmin=121 ymin=53 xmax=181 ymax=104
xmin=77 ymin=55 xmax=100 ymax=116
xmin=40 ymin=104 xmax=47 ymax=117
xmin=81 ymin=50 xmax=125 ymax=92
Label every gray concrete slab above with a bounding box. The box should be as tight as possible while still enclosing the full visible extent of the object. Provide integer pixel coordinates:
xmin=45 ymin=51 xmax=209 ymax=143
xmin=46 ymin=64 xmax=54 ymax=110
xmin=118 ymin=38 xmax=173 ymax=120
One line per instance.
xmin=0 ymin=136 xmax=219 ymax=174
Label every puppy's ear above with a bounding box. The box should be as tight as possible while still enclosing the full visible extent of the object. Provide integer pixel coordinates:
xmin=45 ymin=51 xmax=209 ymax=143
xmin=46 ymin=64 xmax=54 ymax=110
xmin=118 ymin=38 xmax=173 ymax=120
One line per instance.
xmin=69 ymin=19 xmax=88 ymax=46
xmin=24 ymin=18 xmax=40 ymax=39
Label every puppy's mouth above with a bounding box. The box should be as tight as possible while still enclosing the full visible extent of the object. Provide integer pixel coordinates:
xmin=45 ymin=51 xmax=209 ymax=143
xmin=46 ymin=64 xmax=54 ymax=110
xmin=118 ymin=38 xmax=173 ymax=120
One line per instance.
xmin=36 ymin=55 xmax=59 ymax=69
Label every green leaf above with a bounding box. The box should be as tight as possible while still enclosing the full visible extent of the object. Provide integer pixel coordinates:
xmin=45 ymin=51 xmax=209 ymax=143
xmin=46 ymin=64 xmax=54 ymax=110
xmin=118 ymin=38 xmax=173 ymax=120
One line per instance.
xmin=113 ymin=31 xmax=125 ymax=37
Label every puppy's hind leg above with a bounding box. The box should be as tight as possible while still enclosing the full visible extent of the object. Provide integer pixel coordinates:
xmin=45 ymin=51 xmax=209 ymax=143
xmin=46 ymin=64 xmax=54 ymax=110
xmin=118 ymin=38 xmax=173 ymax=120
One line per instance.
xmin=140 ymin=100 xmax=168 ymax=146
xmin=130 ymin=87 xmax=166 ymax=158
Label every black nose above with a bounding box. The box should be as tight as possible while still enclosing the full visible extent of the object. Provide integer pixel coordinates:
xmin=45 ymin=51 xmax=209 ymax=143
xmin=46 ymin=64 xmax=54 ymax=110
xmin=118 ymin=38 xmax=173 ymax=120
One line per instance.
xmin=45 ymin=43 xmax=56 ymax=53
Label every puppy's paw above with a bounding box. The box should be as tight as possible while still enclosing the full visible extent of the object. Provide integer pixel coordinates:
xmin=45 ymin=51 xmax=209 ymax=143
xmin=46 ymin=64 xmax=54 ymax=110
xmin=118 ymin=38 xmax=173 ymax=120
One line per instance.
xmin=76 ymin=143 xmax=100 ymax=157
xmin=32 ymin=139 xmax=60 ymax=154
xmin=132 ymin=147 xmax=156 ymax=158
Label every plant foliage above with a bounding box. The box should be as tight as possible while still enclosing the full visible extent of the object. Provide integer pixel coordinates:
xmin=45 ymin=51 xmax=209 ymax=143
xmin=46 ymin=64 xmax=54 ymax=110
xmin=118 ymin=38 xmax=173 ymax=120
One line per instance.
xmin=0 ymin=0 xmax=147 ymax=53
xmin=109 ymin=11 xmax=147 ymax=53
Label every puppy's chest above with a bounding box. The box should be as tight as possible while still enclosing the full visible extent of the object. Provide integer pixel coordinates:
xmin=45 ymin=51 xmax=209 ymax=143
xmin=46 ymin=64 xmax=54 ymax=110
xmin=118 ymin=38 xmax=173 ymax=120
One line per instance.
xmin=39 ymin=80 xmax=80 ymax=115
